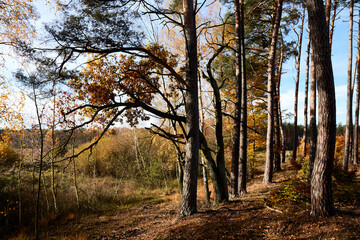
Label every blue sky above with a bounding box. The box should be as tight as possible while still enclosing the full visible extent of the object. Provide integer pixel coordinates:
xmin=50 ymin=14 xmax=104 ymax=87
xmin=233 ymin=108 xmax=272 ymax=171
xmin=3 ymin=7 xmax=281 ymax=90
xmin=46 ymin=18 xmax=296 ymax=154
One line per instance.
xmin=280 ymin=7 xmax=352 ymax=125
xmin=5 ymin=2 xmax=356 ymax=127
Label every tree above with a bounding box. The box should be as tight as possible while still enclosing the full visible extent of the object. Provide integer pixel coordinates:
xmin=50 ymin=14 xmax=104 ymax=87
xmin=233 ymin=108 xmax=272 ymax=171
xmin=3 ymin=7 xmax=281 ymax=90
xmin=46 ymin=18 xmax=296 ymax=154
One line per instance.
xmin=263 ymin=0 xmax=283 ymax=184
xmin=343 ymin=0 xmax=354 ymax=172
xmin=293 ymin=6 xmax=306 ymax=162
xmin=303 ymin=33 xmax=310 ymax=157
xmin=353 ymin=4 xmax=360 ymax=166
xmin=230 ymin=0 xmax=243 ymax=198
xmin=238 ymin=0 xmax=247 ymax=195
xmin=308 ymin=39 xmax=317 ymax=182
xmin=307 ymin=0 xmax=336 ymax=217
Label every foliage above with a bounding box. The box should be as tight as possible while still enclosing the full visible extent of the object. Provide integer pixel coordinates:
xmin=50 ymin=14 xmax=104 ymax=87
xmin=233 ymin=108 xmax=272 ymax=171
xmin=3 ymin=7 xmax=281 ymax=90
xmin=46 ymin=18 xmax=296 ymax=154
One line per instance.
xmin=265 ymin=178 xmax=310 ymax=210
xmin=74 ymin=128 xmax=177 ymax=188
xmin=0 ymin=142 xmax=19 ymax=168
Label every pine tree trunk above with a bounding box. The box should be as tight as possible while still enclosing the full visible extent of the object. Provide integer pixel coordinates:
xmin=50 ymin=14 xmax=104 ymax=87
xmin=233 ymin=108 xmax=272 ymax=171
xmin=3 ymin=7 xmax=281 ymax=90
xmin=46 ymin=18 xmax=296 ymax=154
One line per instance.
xmin=293 ymin=7 xmax=306 ymax=162
xmin=179 ymin=0 xmax=199 ymax=217
xmin=325 ymin=0 xmax=331 ymax=28
xmin=343 ymin=0 xmax=354 ymax=172
xmin=264 ymin=0 xmax=283 ymax=184
xmin=303 ymin=35 xmax=311 ymax=156
xmin=353 ymin=9 xmax=360 ymax=166
xmin=238 ymin=0 xmax=247 ymax=195
xmin=308 ymin=42 xmax=317 ymax=182
xmin=278 ymin=37 xmax=286 ymax=163
xmin=230 ymin=0 xmax=242 ymax=198
xmin=307 ymin=0 xmax=336 ymax=217
xmin=329 ymin=0 xmax=338 ymax=53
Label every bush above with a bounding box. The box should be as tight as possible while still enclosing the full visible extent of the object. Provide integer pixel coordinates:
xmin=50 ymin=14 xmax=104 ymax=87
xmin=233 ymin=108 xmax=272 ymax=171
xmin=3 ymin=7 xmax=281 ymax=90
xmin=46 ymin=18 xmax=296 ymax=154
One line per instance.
xmin=0 ymin=142 xmax=19 ymax=169
xmin=265 ymin=178 xmax=310 ymax=210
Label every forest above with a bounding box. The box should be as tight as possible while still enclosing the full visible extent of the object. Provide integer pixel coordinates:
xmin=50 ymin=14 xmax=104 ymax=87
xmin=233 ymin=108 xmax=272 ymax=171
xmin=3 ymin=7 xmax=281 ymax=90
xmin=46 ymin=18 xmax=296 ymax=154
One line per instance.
xmin=1 ymin=0 xmax=360 ymax=239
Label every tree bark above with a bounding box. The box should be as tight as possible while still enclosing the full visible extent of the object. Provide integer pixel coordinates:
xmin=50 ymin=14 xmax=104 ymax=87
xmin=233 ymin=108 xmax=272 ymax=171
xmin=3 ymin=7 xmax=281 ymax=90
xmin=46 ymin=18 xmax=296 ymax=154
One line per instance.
xmin=238 ymin=0 xmax=247 ymax=195
xmin=230 ymin=0 xmax=242 ymax=198
xmin=278 ymin=36 xmax=286 ymax=163
xmin=264 ymin=0 xmax=283 ymax=184
xmin=308 ymin=42 xmax=317 ymax=182
xmin=343 ymin=0 xmax=354 ymax=172
xmin=303 ymin=35 xmax=311 ymax=156
xmin=353 ymin=8 xmax=360 ymax=166
xmin=307 ymin=0 xmax=336 ymax=217
xmin=293 ymin=7 xmax=306 ymax=162
xmin=329 ymin=0 xmax=338 ymax=53
xmin=199 ymin=76 xmax=210 ymax=204
xmin=205 ymin=52 xmax=228 ymax=202
xmin=179 ymin=0 xmax=199 ymax=217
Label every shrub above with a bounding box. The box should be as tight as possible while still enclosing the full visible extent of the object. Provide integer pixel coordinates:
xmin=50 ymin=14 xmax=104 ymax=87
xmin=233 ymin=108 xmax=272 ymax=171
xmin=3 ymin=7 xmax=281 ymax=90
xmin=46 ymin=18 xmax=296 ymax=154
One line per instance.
xmin=0 ymin=142 xmax=19 ymax=169
xmin=265 ymin=178 xmax=310 ymax=210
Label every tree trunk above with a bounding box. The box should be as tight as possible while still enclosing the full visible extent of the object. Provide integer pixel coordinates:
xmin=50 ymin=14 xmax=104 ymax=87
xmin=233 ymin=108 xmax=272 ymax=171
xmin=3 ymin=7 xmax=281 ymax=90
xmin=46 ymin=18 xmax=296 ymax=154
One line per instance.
xmin=307 ymin=0 xmax=336 ymax=217
xmin=325 ymin=0 xmax=331 ymax=29
xmin=238 ymin=0 xmax=247 ymax=195
xmin=199 ymin=75 xmax=211 ymax=204
xmin=278 ymin=37 xmax=286 ymax=163
xmin=274 ymin=34 xmax=284 ymax=170
xmin=230 ymin=0 xmax=242 ymax=198
xmin=343 ymin=0 xmax=354 ymax=172
xmin=264 ymin=0 xmax=283 ymax=184
xmin=329 ymin=0 xmax=338 ymax=53
xmin=199 ymin=132 xmax=226 ymax=205
xmin=303 ymin=35 xmax=311 ymax=156
xmin=179 ymin=0 xmax=199 ymax=217
xmin=308 ymin=42 xmax=317 ymax=182
xmin=353 ymin=8 xmax=360 ymax=166
xmin=293 ymin=7 xmax=306 ymax=162
xmin=34 ymin=84 xmax=45 ymax=240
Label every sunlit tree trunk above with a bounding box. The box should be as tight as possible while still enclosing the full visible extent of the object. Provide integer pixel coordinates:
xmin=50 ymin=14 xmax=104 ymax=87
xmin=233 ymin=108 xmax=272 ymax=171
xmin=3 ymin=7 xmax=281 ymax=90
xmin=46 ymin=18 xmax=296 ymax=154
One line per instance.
xmin=303 ymin=35 xmax=311 ymax=156
xmin=353 ymin=8 xmax=360 ymax=166
xmin=307 ymin=0 xmax=336 ymax=217
xmin=264 ymin=0 xmax=283 ymax=184
xmin=343 ymin=0 xmax=354 ymax=172
xmin=179 ymin=0 xmax=199 ymax=217
xmin=293 ymin=7 xmax=306 ymax=162
xmin=199 ymin=78 xmax=210 ymax=204
xmin=308 ymin=41 xmax=317 ymax=182
xmin=329 ymin=0 xmax=338 ymax=52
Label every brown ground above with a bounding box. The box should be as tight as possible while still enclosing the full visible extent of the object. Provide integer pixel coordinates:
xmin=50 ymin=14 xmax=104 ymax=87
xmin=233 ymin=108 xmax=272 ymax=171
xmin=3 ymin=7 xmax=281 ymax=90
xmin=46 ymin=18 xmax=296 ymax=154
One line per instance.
xmin=41 ymin=162 xmax=360 ymax=240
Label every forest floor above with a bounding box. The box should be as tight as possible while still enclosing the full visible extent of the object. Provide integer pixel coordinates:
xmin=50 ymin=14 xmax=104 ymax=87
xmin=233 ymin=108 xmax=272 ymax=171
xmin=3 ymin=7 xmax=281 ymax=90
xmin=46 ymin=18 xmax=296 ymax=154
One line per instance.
xmin=38 ymin=161 xmax=360 ymax=240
